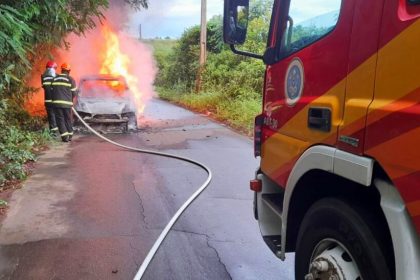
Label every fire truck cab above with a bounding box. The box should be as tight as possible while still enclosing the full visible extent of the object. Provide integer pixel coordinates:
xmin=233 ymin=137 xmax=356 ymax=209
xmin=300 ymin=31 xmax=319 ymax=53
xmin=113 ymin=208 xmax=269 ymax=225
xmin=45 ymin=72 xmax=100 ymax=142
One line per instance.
xmin=224 ymin=0 xmax=420 ymax=279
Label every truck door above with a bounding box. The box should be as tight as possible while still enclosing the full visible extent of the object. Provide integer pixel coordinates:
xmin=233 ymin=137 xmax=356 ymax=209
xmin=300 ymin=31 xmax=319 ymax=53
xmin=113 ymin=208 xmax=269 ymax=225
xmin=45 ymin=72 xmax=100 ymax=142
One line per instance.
xmin=261 ymin=0 xmax=353 ymax=186
xmin=337 ymin=1 xmax=385 ymax=155
xmin=365 ymin=1 xmax=420 ymax=234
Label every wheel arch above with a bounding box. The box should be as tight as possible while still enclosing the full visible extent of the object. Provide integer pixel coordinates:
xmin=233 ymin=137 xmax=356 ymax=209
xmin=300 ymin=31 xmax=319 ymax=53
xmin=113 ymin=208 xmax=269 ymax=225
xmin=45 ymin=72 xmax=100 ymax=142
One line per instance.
xmin=280 ymin=145 xmax=420 ymax=279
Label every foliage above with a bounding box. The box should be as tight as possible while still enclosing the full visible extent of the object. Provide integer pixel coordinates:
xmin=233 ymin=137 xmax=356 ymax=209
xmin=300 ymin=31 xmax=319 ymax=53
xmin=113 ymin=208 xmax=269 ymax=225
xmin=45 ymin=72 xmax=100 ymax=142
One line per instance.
xmin=152 ymin=26 xmax=200 ymax=90
xmin=0 ymin=0 xmax=112 ymax=101
xmin=241 ymin=0 xmax=273 ymax=53
xmin=207 ymin=16 xmax=224 ymax=53
xmin=155 ymin=1 xmax=272 ymax=133
xmin=249 ymin=0 xmax=273 ymax=22
xmin=0 ymin=0 xmax=149 ymax=99
xmin=202 ymin=50 xmax=264 ymax=98
xmin=159 ymin=87 xmax=261 ymax=135
xmin=0 ymin=100 xmax=51 ymax=186
xmin=0 ymin=0 xmax=150 ymax=187
xmin=123 ymin=0 xmax=148 ymax=10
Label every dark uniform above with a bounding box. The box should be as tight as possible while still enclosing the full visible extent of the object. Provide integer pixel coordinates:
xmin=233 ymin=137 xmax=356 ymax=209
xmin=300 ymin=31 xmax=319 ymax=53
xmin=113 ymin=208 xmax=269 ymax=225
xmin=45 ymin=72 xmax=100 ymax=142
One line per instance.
xmin=52 ymin=73 xmax=78 ymax=142
xmin=41 ymin=72 xmax=58 ymax=133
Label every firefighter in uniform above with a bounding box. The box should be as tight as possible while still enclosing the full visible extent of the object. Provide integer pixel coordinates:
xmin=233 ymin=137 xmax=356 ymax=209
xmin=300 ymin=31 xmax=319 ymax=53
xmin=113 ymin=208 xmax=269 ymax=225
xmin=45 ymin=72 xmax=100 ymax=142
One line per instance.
xmin=41 ymin=61 xmax=58 ymax=135
xmin=52 ymin=63 xmax=78 ymax=142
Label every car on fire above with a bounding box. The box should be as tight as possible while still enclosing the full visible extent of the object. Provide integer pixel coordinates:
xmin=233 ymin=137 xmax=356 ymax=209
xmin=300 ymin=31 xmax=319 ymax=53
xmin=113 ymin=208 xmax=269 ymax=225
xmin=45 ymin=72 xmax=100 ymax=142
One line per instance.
xmin=74 ymin=75 xmax=137 ymax=131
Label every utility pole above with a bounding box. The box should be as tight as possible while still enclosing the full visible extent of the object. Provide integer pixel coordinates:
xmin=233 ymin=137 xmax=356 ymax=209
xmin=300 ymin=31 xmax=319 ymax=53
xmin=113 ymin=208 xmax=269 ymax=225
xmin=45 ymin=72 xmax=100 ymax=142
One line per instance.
xmin=195 ymin=0 xmax=207 ymax=92
xmin=139 ymin=24 xmax=142 ymax=40
xmin=199 ymin=0 xmax=207 ymax=66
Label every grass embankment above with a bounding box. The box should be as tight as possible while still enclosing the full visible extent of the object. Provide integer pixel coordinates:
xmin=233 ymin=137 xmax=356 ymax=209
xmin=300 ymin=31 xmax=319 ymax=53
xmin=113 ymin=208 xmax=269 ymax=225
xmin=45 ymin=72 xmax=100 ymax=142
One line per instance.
xmin=143 ymin=39 xmax=177 ymax=53
xmin=148 ymin=37 xmax=264 ymax=136
xmin=158 ymin=87 xmax=261 ymax=135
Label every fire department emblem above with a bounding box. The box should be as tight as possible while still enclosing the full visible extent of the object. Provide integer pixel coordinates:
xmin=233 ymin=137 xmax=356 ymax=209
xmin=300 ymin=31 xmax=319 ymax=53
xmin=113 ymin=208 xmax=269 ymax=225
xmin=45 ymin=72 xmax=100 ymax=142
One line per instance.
xmin=285 ymin=58 xmax=304 ymax=106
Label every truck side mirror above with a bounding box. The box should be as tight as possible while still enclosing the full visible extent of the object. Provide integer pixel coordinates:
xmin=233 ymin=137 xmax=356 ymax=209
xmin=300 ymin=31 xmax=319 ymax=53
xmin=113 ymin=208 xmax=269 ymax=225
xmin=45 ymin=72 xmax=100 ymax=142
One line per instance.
xmin=223 ymin=0 xmax=250 ymax=45
xmin=263 ymin=47 xmax=276 ymax=65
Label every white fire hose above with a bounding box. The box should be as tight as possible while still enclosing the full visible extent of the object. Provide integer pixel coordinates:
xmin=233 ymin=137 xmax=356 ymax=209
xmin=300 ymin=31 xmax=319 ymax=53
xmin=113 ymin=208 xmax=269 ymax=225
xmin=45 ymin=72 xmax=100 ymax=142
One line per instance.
xmin=72 ymin=108 xmax=213 ymax=279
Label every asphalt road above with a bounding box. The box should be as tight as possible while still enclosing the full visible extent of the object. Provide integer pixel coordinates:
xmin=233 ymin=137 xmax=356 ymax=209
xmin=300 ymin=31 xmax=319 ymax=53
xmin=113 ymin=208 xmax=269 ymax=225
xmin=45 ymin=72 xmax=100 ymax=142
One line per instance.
xmin=0 ymin=98 xmax=294 ymax=280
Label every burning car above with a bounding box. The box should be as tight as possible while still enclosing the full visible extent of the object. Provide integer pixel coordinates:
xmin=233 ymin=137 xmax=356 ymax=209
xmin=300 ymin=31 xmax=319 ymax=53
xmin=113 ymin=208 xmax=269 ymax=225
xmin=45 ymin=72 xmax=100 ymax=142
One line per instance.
xmin=74 ymin=75 xmax=137 ymax=131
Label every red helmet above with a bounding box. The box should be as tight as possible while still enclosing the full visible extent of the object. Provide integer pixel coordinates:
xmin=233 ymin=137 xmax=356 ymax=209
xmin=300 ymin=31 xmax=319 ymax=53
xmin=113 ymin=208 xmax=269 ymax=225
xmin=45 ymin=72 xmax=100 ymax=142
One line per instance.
xmin=61 ymin=63 xmax=71 ymax=71
xmin=46 ymin=61 xmax=57 ymax=69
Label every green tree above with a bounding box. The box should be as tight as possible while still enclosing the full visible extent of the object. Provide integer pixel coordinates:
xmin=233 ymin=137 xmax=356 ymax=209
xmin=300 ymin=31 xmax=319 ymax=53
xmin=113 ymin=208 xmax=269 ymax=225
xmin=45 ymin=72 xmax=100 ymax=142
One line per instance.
xmin=207 ymin=15 xmax=224 ymax=53
xmin=123 ymin=0 xmax=148 ymax=9
xmin=162 ymin=26 xmax=201 ymax=90
xmin=0 ymin=0 xmax=149 ymax=186
xmin=0 ymin=0 xmax=149 ymax=100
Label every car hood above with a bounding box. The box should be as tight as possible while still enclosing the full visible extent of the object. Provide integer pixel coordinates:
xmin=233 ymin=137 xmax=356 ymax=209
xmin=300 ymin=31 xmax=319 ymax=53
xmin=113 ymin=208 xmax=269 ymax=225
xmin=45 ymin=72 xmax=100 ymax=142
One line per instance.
xmin=75 ymin=98 xmax=135 ymax=115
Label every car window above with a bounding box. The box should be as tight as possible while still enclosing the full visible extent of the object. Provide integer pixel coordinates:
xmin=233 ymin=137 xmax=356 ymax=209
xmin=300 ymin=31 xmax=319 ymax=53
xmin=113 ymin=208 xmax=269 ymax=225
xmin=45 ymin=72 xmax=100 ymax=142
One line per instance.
xmin=80 ymin=79 xmax=128 ymax=98
xmin=280 ymin=0 xmax=342 ymax=57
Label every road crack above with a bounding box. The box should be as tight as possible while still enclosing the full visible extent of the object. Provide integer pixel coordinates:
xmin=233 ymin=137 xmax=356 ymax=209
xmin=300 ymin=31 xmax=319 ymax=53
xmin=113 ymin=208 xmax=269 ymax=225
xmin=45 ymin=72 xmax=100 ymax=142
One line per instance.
xmin=172 ymin=228 xmax=233 ymax=280
xmin=131 ymin=181 xmax=151 ymax=230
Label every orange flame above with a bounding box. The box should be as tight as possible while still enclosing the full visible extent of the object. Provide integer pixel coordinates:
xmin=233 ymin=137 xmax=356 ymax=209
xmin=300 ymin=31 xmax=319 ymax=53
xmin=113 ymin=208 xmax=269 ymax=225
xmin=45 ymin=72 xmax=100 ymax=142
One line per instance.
xmin=99 ymin=25 xmax=145 ymax=113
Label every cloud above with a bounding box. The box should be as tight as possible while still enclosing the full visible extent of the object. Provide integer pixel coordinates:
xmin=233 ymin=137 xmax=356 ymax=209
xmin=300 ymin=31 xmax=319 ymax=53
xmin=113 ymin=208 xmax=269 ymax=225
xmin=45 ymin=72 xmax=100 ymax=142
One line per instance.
xmin=127 ymin=0 xmax=223 ymax=38
xmin=291 ymin=0 xmax=341 ymax=23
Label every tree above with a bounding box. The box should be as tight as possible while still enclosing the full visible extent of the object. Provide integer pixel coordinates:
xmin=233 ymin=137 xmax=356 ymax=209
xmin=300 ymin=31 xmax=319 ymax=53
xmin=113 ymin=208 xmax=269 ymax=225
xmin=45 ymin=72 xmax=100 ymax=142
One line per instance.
xmin=123 ymin=0 xmax=148 ymax=10
xmin=0 ymin=0 xmax=150 ymax=101
xmin=207 ymin=15 xmax=224 ymax=53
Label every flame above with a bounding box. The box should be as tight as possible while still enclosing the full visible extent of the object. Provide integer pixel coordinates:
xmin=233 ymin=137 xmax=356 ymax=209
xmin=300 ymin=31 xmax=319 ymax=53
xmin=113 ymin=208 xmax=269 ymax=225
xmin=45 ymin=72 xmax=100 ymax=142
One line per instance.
xmin=99 ymin=25 xmax=145 ymax=113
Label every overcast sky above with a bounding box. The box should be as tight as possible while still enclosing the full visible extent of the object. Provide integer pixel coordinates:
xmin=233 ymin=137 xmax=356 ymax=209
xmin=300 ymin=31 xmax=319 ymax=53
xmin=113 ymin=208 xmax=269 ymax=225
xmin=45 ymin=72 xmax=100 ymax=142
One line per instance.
xmin=126 ymin=0 xmax=340 ymax=39
xmin=127 ymin=0 xmax=224 ymax=39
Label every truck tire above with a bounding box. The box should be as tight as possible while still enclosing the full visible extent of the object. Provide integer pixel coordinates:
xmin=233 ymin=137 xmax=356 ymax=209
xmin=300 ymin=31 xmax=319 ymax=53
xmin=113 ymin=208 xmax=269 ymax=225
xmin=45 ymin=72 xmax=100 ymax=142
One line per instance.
xmin=295 ymin=198 xmax=394 ymax=280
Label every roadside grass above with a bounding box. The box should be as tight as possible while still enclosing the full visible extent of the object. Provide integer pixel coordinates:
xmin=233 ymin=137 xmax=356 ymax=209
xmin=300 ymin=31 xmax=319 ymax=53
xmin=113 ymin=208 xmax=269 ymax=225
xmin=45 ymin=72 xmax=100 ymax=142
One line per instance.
xmin=143 ymin=39 xmax=177 ymax=56
xmin=158 ymin=87 xmax=261 ymax=135
xmin=0 ymin=100 xmax=53 ymax=191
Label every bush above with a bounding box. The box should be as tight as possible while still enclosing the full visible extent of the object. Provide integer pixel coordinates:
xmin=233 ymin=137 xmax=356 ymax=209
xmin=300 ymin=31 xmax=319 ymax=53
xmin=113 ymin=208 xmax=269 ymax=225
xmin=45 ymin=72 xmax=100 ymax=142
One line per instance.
xmin=154 ymin=2 xmax=273 ymax=134
xmin=0 ymin=100 xmax=51 ymax=186
xmin=157 ymin=87 xmax=261 ymax=135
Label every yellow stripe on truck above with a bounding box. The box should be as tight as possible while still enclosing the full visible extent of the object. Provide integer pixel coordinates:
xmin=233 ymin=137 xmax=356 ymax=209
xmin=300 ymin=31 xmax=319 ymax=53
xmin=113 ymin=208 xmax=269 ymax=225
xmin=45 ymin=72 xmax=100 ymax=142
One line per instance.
xmin=262 ymin=20 xmax=420 ymax=181
xmin=262 ymin=80 xmax=346 ymax=180
xmin=369 ymin=20 xmax=420 ymax=117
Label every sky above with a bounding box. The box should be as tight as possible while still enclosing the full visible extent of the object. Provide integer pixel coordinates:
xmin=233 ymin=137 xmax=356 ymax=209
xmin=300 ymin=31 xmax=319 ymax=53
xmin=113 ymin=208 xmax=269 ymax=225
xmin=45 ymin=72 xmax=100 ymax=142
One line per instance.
xmin=290 ymin=0 xmax=341 ymax=24
xmin=126 ymin=0 xmax=340 ymax=39
xmin=127 ymin=0 xmax=224 ymax=39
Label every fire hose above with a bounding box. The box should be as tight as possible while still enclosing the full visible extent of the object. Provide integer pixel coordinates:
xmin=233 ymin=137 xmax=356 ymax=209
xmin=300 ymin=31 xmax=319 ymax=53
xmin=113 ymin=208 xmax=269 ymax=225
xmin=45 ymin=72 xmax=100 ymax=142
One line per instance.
xmin=72 ymin=108 xmax=213 ymax=279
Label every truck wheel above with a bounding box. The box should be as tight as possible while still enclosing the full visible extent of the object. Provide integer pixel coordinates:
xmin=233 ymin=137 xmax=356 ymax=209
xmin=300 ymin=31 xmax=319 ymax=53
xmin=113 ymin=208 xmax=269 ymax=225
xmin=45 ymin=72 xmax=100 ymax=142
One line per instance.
xmin=295 ymin=198 xmax=393 ymax=280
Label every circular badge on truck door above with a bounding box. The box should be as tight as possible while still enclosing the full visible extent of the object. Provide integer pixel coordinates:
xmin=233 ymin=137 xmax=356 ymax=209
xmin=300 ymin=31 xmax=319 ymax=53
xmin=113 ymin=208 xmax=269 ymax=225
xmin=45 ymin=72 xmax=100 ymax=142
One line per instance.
xmin=285 ymin=58 xmax=304 ymax=106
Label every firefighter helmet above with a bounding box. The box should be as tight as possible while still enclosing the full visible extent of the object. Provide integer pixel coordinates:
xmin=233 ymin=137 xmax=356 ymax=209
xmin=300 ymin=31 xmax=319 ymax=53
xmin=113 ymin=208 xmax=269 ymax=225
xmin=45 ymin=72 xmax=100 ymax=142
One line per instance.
xmin=61 ymin=63 xmax=71 ymax=71
xmin=46 ymin=61 xmax=57 ymax=69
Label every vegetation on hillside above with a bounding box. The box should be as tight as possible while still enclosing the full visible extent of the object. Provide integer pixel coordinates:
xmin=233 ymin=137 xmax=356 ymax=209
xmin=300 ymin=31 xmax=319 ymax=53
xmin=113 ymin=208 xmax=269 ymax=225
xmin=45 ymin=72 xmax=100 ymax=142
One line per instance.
xmin=154 ymin=0 xmax=328 ymax=134
xmin=154 ymin=1 xmax=273 ymax=135
xmin=0 ymin=0 xmax=148 ymax=189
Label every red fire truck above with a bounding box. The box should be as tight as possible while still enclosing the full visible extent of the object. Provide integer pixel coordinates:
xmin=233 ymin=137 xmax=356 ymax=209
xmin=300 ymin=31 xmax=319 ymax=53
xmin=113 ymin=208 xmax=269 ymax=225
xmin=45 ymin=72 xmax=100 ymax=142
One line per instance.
xmin=223 ymin=0 xmax=420 ymax=279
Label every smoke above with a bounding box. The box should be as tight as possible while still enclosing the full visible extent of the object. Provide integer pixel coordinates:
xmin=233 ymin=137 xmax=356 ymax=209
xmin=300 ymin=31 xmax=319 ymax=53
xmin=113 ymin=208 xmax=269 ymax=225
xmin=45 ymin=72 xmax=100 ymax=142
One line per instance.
xmin=26 ymin=2 xmax=157 ymax=116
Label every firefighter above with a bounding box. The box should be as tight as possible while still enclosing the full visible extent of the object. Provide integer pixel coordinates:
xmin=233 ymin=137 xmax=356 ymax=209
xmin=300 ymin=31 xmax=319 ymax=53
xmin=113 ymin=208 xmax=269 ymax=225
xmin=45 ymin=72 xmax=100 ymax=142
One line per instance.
xmin=52 ymin=63 xmax=78 ymax=142
xmin=41 ymin=61 xmax=58 ymax=135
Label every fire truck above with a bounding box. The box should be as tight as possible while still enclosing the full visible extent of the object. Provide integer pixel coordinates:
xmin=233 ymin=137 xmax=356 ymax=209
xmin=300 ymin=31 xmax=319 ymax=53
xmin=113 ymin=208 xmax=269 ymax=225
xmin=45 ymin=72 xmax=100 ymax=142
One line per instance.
xmin=223 ymin=0 xmax=420 ymax=279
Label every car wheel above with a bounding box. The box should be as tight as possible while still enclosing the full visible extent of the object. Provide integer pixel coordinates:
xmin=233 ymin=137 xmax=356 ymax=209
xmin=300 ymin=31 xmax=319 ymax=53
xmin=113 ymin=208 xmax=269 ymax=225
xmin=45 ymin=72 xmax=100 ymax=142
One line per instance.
xmin=295 ymin=198 xmax=394 ymax=280
xmin=128 ymin=113 xmax=138 ymax=131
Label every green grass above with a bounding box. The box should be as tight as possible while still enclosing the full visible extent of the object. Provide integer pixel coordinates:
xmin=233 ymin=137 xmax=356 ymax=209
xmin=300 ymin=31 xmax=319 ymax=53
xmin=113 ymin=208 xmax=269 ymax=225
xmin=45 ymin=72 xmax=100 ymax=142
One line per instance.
xmin=158 ymin=87 xmax=261 ymax=135
xmin=143 ymin=39 xmax=177 ymax=56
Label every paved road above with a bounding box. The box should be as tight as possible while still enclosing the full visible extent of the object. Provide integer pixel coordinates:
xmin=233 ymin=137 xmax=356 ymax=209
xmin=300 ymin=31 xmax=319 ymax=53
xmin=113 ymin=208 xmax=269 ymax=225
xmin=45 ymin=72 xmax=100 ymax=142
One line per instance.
xmin=0 ymin=99 xmax=294 ymax=279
